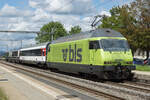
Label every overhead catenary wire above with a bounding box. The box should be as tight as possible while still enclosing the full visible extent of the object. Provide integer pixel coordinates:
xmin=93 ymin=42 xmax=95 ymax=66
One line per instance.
xmin=0 ymin=0 xmax=74 ymax=34
xmin=84 ymin=0 xmax=127 ymax=23
xmin=0 ymin=0 xmax=113 ymax=34
xmin=0 ymin=45 xmax=8 ymax=51
xmin=0 ymin=38 xmax=36 ymax=51
xmin=0 ymin=0 xmax=123 ymax=35
xmin=0 ymin=30 xmax=39 ymax=34
xmin=0 ymin=0 xmax=123 ymax=52
xmin=83 ymin=0 xmax=113 ymax=18
xmin=80 ymin=0 xmax=113 ymax=30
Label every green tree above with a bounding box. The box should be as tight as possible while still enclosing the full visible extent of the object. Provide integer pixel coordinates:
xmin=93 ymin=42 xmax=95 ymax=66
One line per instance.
xmin=36 ymin=21 xmax=67 ymax=43
xmin=99 ymin=5 xmax=138 ymax=53
xmin=99 ymin=1 xmax=150 ymax=60
xmin=130 ymin=0 xmax=150 ymax=60
xmin=69 ymin=25 xmax=82 ymax=35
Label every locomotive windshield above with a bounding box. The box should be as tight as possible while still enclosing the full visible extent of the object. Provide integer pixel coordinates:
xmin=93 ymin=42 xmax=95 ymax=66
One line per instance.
xmin=100 ymin=39 xmax=129 ymax=51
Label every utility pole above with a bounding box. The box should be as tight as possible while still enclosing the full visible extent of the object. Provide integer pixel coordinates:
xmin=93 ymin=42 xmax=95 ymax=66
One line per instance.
xmin=20 ymin=40 xmax=23 ymax=49
xmin=11 ymin=40 xmax=13 ymax=51
xmin=5 ymin=45 xmax=8 ymax=52
xmin=51 ymin=27 xmax=56 ymax=41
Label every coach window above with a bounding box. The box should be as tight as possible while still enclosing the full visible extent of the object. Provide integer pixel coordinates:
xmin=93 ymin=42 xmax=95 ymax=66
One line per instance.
xmin=38 ymin=49 xmax=42 ymax=56
xmin=27 ymin=50 xmax=31 ymax=56
xmin=20 ymin=51 xmax=23 ymax=56
xmin=32 ymin=49 xmax=41 ymax=56
xmin=21 ymin=51 xmax=26 ymax=56
xmin=12 ymin=51 xmax=17 ymax=57
xmin=31 ymin=50 xmax=35 ymax=56
xmin=89 ymin=41 xmax=100 ymax=49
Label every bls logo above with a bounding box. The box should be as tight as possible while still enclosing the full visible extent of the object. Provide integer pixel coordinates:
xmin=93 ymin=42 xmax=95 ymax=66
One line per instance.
xmin=62 ymin=44 xmax=82 ymax=62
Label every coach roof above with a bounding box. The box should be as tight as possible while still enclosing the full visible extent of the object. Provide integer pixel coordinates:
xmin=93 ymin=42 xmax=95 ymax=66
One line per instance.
xmin=52 ymin=28 xmax=124 ymax=44
xmin=20 ymin=42 xmax=50 ymax=51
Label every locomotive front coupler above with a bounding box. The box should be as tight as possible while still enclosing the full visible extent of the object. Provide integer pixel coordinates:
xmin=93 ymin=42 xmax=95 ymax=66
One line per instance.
xmin=115 ymin=64 xmax=127 ymax=77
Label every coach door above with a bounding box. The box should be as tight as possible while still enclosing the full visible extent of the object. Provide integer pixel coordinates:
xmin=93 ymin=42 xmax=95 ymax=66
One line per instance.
xmin=89 ymin=41 xmax=99 ymax=65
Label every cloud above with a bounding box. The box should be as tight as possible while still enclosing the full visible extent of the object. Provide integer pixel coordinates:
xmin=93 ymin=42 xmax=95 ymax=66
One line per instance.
xmin=0 ymin=4 xmax=18 ymax=17
xmin=100 ymin=11 xmax=111 ymax=16
xmin=0 ymin=0 xmax=113 ymax=52
xmin=0 ymin=1 xmax=98 ymax=32
xmin=29 ymin=0 xmax=95 ymax=15
xmin=0 ymin=4 xmax=33 ymax=17
xmin=29 ymin=0 xmax=48 ymax=9
xmin=0 ymin=38 xmax=36 ymax=51
xmin=31 ymin=9 xmax=51 ymax=23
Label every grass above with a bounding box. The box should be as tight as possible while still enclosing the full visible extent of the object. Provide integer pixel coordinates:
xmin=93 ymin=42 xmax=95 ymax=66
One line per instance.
xmin=0 ymin=88 xmax=8 ymax=100
xmin=136 ymin=65 xmax=150 ymax=71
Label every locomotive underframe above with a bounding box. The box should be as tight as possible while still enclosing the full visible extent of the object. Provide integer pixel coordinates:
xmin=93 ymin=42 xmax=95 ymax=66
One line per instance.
xmin=47 ymin=62 xmax=135 ymax=80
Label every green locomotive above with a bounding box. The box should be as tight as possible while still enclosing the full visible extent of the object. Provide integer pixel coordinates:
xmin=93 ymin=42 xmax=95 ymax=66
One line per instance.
xmin=47 ymin=28 xmax=135 ymax=79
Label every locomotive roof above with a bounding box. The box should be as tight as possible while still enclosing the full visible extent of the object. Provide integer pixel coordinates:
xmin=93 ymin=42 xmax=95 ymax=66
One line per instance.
xmin=52 ymin=28 xmax=124 ymax=44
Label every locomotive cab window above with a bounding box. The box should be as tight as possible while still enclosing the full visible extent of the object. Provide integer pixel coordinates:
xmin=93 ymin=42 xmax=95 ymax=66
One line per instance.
xmin=89 ymin=41 xmax=100 ymax=49
xmin=100 ymin=39 xmax=129 ymax=51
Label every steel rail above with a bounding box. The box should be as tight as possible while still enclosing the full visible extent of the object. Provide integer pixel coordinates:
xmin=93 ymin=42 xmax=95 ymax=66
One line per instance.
xmin=123 ymin=81 xmax=150 ymax=90
xmin=106 ymin=81 xmax=150 ymax=93
xmin=0 ymin=61 xmax=125 ymax=100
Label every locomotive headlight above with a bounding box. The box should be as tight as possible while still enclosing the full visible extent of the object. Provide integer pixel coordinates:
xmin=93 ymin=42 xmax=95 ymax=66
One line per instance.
xmin=104 ymin=61 xmax=112 ymax=64
xmin=126 ymin=61 xmax=133 ymax=64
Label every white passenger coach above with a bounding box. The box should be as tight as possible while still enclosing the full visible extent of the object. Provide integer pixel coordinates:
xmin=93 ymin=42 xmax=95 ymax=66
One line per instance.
xmin=19 ymin=42 xmax=50 ymax=65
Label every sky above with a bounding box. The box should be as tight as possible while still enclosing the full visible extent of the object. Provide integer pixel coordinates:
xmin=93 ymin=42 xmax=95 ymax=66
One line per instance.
xmin=0 ymin=0 xmax=134 ymax=52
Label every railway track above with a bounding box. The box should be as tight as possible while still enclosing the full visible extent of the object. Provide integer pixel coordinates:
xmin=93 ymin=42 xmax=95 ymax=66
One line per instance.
xmin=0 ymin=61 xmax=125 ymax=100
xmin=106 ymin=81 xmax=150 ymax=93
xmin=1 ymin=61 xmax=150 ymax=100
xmin=123 ymin=81 xmax=150 ymax=89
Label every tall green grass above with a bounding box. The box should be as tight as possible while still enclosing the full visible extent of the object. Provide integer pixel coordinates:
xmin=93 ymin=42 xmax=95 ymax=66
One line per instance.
xmin=0 ymin=88 xmax=8 ymax=100
xmin=136 ymin=65 xmax=150 ymax=71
